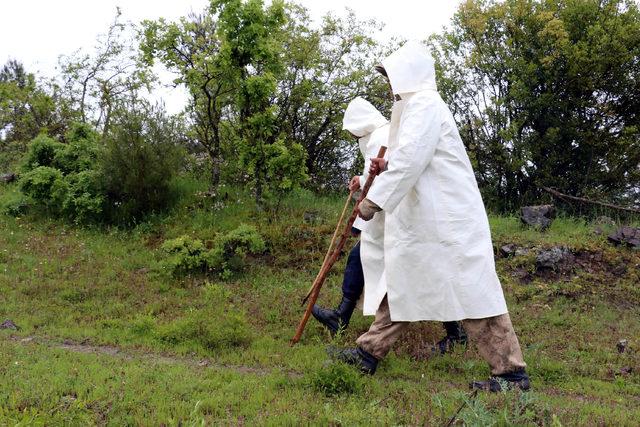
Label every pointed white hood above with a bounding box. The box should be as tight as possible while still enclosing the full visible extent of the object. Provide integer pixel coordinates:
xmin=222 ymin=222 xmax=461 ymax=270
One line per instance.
xmin=342 ymin=97 xmax=388 ymax=138
xmin=381 ymin=40 xmax=437 ymax=95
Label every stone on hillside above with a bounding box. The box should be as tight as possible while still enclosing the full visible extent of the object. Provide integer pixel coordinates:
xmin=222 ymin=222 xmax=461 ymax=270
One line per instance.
xmin=499 ymin=244 xmax=529 ymax=258
xmin=521 ymin=205 xmax=555 ymax=231
xmin=500 ymin=244 xmax=516 ymax=257
xmin=0 ymin=173 xmax=17 ymax=183
xmin=0 ymin=319 xmax=19 ymax=330
xmin=595 ymin=216 xmax=615 ymax=226
xmin=617 ymin=339 xmax=628 ymax=354
xmin=536 ymin=246 xmax=575 ymax=271
xmin=607 ymin=227 xmax=640 ymax=249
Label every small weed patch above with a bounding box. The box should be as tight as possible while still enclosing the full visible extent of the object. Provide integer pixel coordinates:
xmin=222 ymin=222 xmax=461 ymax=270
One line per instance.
xmin=310 ymin=362 xmax=363 ymax=396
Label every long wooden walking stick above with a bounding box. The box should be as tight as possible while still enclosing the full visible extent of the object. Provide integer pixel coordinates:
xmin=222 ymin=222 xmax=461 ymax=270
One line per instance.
xmin=301 ymin=191 xmax=354 ymax=306
xmin=291 ymin=146 xmax=387 ymax=345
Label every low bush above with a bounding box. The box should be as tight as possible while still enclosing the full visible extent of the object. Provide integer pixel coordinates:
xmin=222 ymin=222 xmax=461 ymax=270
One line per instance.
xmin=160 ymin=235 xmax=209 ymax=275
xmin=19 ymin=166 xmax=67 ymax=213
xmin=19 ymin=124 xmax=103 ymax=223
xmin=62 ymin=170 xmax=105 ymax=223
xmin=160 ymin=225 xmax=266 ymax=278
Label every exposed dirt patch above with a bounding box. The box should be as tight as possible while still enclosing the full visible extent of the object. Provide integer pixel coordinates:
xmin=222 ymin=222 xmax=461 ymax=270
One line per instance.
xmin=500 ymin=246 xmax=635 ymax=284
xmin=5 ymin=335 xmax=302 ymax=378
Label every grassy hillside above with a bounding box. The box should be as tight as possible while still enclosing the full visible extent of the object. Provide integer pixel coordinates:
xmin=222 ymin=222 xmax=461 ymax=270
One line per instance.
xmin=0 ymin=177 xmax=639 ymax=425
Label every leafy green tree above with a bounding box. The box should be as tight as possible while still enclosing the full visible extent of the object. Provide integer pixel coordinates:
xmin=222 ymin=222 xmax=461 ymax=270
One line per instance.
xmin=211 ymin=0 xmax=308 ymax=207
xmin=276 ymin=8 xmax=393 ymax=190
xmin=59 ymin=9 xmax=151 ymax=137
xmin=431 ymin=0 xmax=640 ymax=211
xmin=0 ymin=60 xmax=68 ymax=145
xmin=140 ymin=11 xmax=233 ymax=188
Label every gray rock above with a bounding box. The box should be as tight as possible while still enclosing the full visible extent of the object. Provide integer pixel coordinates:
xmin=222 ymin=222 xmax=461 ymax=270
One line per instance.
xmin=0 ymin=319 xmax=19 ymax=330
xmin=520 ymin=205 xmax=556 ymax=231
xmin=594 ymin=216 xmax=615 ymax=226
xmin=0 ymin=173 xmax=17 ymax=183
xmin=536 ymin=246 xmax=575 ymax=270
xmin=500 ymin=244 xmax=529 ymax=258
xmin=617 ymin=339 xmax=628 ymax=354
xmin=500 ymin=244 xmax=516 ymax=257
xmin=607 ymin=227 xmax=640 ymax=249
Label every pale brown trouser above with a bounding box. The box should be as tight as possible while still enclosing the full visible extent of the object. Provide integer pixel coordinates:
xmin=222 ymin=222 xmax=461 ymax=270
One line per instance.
xmin=356 ymin=296 xmax=527 ymax=376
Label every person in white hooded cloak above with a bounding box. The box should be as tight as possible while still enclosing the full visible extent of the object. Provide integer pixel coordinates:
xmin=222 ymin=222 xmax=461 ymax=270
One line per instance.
xmin=333 ymin=41 xmax=530 ymax=392
xmin=310 ymin=96 xmax=388 ymax=335
xmin=313 ymin=97 xmax=468 ymax=355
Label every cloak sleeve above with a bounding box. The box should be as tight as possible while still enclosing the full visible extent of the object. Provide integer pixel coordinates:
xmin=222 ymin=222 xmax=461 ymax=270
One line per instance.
xmin=367 ymin=96 xmax=441 ymax=213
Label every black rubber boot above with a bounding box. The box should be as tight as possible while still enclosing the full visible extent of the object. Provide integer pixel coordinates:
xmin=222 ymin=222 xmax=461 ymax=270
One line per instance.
xmin=470 ymin=369 xmax=531 ymax=392
xmin=328 ymin=347 xmax=378 ymax=375
xmin=312 ymin=296 xmax=357 ymax=336
xmin=431 ymin=321 xmax=468 ymax=355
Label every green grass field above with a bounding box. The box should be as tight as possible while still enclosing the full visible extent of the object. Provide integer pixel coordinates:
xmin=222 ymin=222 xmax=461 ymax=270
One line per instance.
xmin=1 ymin=178 xmax=639 ymax=425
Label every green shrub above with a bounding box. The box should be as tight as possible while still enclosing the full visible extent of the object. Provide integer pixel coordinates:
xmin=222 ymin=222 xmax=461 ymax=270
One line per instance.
xmin=160 ymin=225 xmax=266 ymax=278
xmin=18 ymin=166 xmax=67 ymax=212
xmin=310 ymin=363 xmax=363 ymax=396
xmin=53 ymin=123 xmax=100 ymax=174
xmin=100 ymin=105 xmax=185 ymax=224
xmin=23 ymin=134 xmax=65 ymax=171
xmin=0 ymin=190 xmax=29 ymax=217
xmin=160 ymin=235 xmax=208 ymax=275
xmin=214 ymin=224 xmax=266 ymax=276
xmin=15 ymin=114 xmax=184 ymax=225
xmin=219 ymin=224 xmax=267 ymax=257
xmin=18 ymin=124 xmax=104 ymax=223
xmin=62 ymin=170 xmax=105 ymax=223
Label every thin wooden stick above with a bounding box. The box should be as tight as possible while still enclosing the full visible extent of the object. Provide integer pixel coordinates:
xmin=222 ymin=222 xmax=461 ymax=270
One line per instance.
xmin=301 ymin=191 xmax=354 ymax=306
xmin=291 ymin=146 xmax=387 ymax=345
xmin=542 ymin=187 xmax=640 ymax=215
xmin=445 ymin=389 xmax=478 ymax=427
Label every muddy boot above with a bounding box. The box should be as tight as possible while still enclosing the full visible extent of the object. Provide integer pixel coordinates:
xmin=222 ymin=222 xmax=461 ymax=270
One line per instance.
xmin=312 ymin=296 xmax=357 ymax=336
xmin=470 ymin=369 xmax=531 ymax=392
xmin=328 ymin=347 xmax=378 ymax=375
xmin=431 ymin=321 xmax=468 ymax=355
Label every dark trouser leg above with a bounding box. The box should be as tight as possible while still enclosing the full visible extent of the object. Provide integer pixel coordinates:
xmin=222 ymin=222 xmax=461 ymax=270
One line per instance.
xmin=341 ymin=241 xmax=364 ymax=301
xmin=312 ymin=241 xmax=362 ymax=334
xmin=443 ymin=321 xmax=465 ymax=338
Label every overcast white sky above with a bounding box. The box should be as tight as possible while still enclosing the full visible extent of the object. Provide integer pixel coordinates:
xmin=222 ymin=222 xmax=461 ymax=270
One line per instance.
xmin=0 ymin=0 xmax=462 ymax=113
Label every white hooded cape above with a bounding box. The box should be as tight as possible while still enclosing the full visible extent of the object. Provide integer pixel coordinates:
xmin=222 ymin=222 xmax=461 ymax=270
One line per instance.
xmin=364 ymin=41 xmax=509 ymax=321
xmin=342 ymin=97 xmax=389 ymax=301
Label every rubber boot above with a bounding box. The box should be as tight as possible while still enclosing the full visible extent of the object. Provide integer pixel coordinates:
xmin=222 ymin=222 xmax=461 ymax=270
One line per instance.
xmin=431 ymin=321 xmax=468 ymax=355
xmin=312 ymin=296 xmax=357 ymax=336
xmin=328 ymin=346 xmax=378 ymax=375
xmin=470 ymin=369 xmax=531 ymax=392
